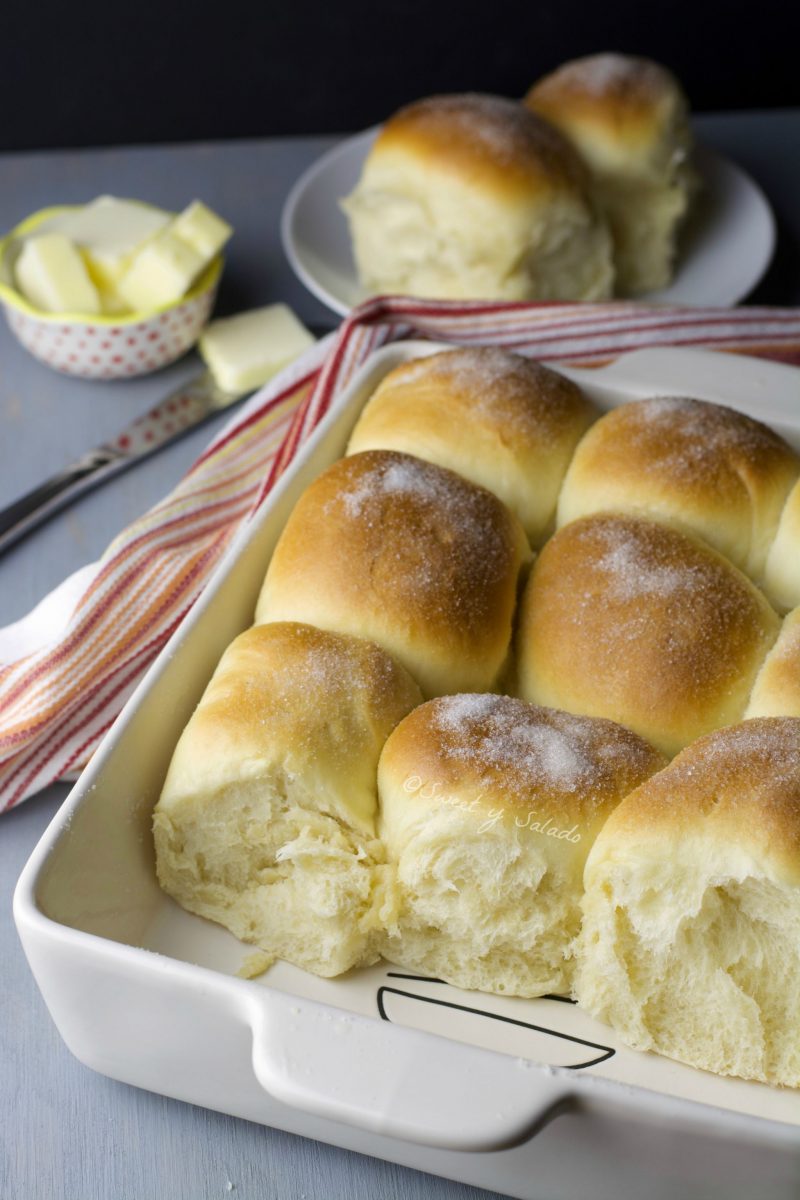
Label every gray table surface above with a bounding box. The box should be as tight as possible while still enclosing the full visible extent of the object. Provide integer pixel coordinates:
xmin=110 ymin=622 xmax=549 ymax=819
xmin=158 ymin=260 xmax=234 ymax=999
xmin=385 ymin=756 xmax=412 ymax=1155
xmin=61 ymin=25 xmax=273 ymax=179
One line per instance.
xmin=2 ymin=112 xmax=800 ymax=1200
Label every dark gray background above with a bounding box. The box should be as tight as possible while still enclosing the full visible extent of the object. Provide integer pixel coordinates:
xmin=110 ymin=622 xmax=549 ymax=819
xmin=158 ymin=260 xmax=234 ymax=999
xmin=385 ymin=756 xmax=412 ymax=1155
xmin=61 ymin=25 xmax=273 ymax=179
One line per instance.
xmin=3 ymin=0 xmax=799 ymax=152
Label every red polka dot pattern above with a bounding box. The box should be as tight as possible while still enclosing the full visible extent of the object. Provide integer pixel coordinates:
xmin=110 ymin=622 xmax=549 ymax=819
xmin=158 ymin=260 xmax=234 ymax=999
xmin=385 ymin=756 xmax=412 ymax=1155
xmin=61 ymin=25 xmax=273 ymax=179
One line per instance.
xmin=3 ymin=282 xmax=218 ymax=380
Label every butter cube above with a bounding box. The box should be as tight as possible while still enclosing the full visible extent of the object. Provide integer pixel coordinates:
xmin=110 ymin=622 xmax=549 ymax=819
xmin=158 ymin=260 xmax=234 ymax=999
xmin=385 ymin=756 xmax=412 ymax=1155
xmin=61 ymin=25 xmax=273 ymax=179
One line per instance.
xmin=96 ymin=285 xmax=133 ymax=316
xmin=117 ymin=230 xmax=205 ymax=312
xmin=117 ymin=200 xmax=232 ymax=313
xmin=15 ymin=233 xmax=101 ymax=315
xmin=43 ymin=196 xmax=171 ymax=293
xmin=171 ymin=201 xmax=232 ymax=259
xmin=199 ymin=304 xmax=316 ymax=393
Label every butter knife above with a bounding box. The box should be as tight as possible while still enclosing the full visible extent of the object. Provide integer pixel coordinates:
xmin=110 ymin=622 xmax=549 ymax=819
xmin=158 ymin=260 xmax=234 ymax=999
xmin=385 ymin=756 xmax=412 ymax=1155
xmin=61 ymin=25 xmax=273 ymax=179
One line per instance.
xmin=0 ymin=321 xmax=332 ymax=556
xmin=0 ymin=369 xmax=252 ymax=556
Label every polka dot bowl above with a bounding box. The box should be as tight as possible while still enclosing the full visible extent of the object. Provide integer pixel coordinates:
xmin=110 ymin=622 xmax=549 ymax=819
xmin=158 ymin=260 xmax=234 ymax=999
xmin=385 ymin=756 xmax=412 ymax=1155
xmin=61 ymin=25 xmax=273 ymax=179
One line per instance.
xmin=0 ymin=205 xmax=223 ymax=380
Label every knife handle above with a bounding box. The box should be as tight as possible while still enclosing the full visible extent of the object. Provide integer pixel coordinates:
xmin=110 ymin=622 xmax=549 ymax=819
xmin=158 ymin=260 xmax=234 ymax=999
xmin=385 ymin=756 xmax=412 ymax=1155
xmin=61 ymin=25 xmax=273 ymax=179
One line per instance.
xmin=0 ymin=447 xmax=126 ymax=556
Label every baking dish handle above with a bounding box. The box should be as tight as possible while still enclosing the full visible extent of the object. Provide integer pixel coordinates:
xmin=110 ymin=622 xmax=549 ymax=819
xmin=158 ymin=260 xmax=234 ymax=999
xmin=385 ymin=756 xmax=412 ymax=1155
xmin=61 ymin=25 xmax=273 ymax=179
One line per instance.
xmin=250 ymin=990 xmax=571 ymax=1152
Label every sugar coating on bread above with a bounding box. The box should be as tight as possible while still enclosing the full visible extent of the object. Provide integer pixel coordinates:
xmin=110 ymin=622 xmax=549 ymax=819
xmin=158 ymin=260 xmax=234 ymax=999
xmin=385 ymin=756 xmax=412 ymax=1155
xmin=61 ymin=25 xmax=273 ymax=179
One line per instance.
xmin=517 ymin=513 xmax=780 ymax=756
xmin=576 ymin=718 xmax=800 ymax=1087
xmin=257 ymin=450 xmax=530 ymax=698
xmin=746 ymin=607 xmax=800 ymax=718
xmin=342 ymin=93 xmax=614 ymax=302
xmin=764 ymin=476 xmax=800 ymax=612
xmin=348 ymin=348 xmax=597 ymax=546
xmin=557 ymin=396 xmax=800 ymax=582
xmin=525 ymin=53 xmax=696 ymax=293
xmin=527 ymin=54 xmax=690 ymax=171
xmin=378 ymin=694 xmax=665 ymax=997
xmin=154 ymin=622 xmax=422 ymax=977
xmin=373 ymin=93 xmax=589 ymax=197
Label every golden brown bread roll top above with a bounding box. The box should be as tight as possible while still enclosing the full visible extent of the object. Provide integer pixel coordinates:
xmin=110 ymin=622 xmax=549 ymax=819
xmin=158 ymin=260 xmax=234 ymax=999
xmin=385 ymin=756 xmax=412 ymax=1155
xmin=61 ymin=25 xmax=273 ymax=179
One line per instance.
xmin=154 ymin=622 xmax=423 ymax=977
xmin=257 ymin=450 xmax=531 ymax=698
xmin=583 ymin=718 xmax=800 ymax=875
xmin=764 ymin=476 xmax=800 ymax=611
xmin=374 ymin=92 xmax=589 ymax=200
xmin=378 ymin=693 xmax=666 ymax=997
xmin=157 ymin=622 xmax=422 ymax=836
xmin=347 ymin=348 xmax=597 ymax=547
xmin=525 ymin=53 xmax=696 ymax=294
xmin=517 ymin=513 xmax=780 ymax=757
xmin=746 ymin=606 xmax=800 ymax=718
xmin=526 ymin=53 xmax=691 ymax=183
xmin=576 ymin=718 xmax=800 ymax=1087
xmin=341 ymin=93 xmax=614 ymax=302
xmin=380 ymin=694 xmax=667 ymax=867
xmin=557 ymin=395 xmax=800 ymax=585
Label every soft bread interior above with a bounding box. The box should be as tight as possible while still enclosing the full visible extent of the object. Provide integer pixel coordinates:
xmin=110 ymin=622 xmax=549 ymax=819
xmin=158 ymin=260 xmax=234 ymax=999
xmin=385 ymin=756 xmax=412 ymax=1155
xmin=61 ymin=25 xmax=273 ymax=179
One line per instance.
xmin=576 ymin=718 xmax=800 ymax=1088
xmin=378 ymin=694 xmax=665 ymax=998
xmin=380 ymin=807 xmax=585 ymax=996
xmin=153 ymin=622 xmax=422 ymax=977
xmin=155 ymin=779 xmax=395 ymax=977
xmin=343 ymin=155 xmax=614 ymax=302
xmin=592 ymin=166 xmax=694 ymax=294
xmin=576 ymin=853 xmax=800 ymax=1086
xmin=342 ymin=94 xmax=614 ymax=303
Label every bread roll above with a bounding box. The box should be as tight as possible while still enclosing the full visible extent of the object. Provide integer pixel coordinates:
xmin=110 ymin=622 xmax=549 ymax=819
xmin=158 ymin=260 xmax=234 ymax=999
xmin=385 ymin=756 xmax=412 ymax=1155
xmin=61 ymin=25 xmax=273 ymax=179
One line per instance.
xmin=746 ymin=607 xmax=800 ymax=718
xmin=378 ymin=694 xmax=665 ymax=997
xmin=341 ymin=93 xmax=614 ymax=303
xmin=347 ymin=348 xmax=596 ymax=547
xmin=517 ymin=514 xmax=780 ymax=756
xmin=525 ymin=53 xmax=697 ymax=294
xmin=525 ymin=52 xmax=695 ymax=297
xmin=256 ymin=451 xmax=531 ymax=698
xmin=556 ymin=396 xmax=800 ymax=582
xmin=764 ymin=476 xmax=800 ymax=611
xmin=575 ymin=718 xmax=800 ymax=1088
xmin=153 ymin=622 xmax=422 ymax=977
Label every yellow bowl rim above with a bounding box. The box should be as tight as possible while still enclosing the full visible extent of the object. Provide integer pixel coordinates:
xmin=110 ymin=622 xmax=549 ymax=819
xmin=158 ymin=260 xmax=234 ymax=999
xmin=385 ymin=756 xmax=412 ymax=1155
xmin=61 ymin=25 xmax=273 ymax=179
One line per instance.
xmin=0 ymin=201 xmax=223 ymax=326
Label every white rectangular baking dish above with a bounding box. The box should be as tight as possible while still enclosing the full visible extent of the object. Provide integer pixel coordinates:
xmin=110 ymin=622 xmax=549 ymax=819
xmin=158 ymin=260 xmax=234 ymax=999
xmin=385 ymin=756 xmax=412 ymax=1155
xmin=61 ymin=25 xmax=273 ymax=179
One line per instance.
xmin=14 ymin=344 xmax=800 ymax=1200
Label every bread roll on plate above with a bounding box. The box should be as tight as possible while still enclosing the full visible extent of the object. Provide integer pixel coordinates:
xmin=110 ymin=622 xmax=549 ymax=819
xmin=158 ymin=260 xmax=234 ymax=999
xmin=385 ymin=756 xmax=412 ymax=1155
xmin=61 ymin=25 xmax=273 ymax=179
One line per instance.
xmin=525 ymin=53 xmax=697 ymax=294
xmin=378 ymin=694 xmax=665 ymax=997
xmin=347 ymin=347 xmax=597 ymax=547
xmin=575 ymin=718 xmax=800 ymax=1087
xmin=517 ymin=514 xmax=780 ymax=756
xmin=341 ymin=93 xmax=614 ymax=303
xmin=764 ymin=476 xmax=800 ymax=612
xmin=556 ymin=395 xmax=800 ymax=584
xmin=154 ymin=622 xmax=422 ymax=977
xmin=746 ymin=606 xmax=800 ymax=718
xmin=256 ymin=450 xmax=531 ymax=698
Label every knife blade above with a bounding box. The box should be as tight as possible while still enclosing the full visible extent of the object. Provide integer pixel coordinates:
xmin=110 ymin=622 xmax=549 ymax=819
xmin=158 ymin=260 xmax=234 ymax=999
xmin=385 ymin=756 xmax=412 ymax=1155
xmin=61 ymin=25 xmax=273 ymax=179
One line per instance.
xmin=0 ymin=369 xmax=252 ymax=556
xmin=0 ymin=321 xmax=333 ymax=557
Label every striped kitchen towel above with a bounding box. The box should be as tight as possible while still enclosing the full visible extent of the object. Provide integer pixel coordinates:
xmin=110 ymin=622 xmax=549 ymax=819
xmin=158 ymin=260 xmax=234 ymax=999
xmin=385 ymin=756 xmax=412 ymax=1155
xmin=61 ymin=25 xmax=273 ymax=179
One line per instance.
xmin=2 ymin=295 xmax=800 ymax=812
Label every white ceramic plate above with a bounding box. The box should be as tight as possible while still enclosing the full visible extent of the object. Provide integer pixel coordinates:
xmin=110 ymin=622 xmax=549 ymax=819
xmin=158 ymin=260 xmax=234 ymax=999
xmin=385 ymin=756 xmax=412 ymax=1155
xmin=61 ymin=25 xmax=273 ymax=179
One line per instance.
xmin=281 ymin=129 xmax=776 ymax=314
